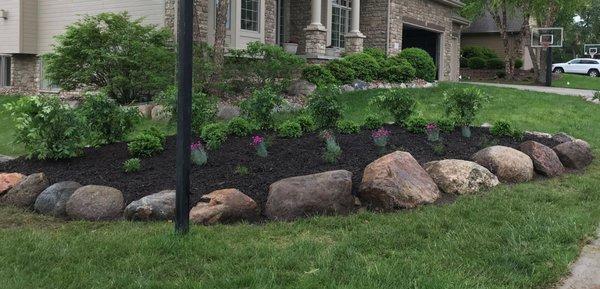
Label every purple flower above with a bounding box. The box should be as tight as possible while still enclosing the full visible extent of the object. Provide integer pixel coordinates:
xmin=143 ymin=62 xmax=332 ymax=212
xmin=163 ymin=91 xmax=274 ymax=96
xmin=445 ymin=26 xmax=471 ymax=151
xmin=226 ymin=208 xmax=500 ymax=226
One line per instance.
xmin=252 ymin=135 xmax=264 ymax=146
xmin=426 ymin=123 xmax=439 ymax=133
xmin=372 ymin=128 xmax=391 ymax=140
xmin=190 ymin=141 xmax=204 ymax=151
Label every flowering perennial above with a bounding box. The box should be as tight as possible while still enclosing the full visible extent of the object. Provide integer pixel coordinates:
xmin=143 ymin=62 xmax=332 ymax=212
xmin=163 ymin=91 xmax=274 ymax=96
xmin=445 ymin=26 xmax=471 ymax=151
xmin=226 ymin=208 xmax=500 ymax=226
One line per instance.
xmin=426 ymin=123 xmax=440 ymax=142
xmin=252 ymin=135 xmax=268 ymax=157
xmin=190 ymin=141 xmax=208 ymax=166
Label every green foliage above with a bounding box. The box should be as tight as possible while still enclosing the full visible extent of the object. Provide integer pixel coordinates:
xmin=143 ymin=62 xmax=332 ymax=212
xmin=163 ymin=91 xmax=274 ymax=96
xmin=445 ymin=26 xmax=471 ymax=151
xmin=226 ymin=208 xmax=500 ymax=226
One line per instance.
xmin=515 ymin=59 xmax=524 ymax=70
xmin=43 ymin=12 xmax=174 ymax=104
xmin=325 ymin=59 xmax=357 ymax=84
xmin=128 ymin=131 xmax=164 ymax=158
xmin=234 ymin=165 xmax=251 ymax=176
xmin=200 ymin=122 xmax=229 ymax=150
xmin=240 ymin=87 xmax=282 ymax=129
xmin=435 ymin=118 xmax=456 ymax=133
xmin=192 ymin=42 xmax=216 ymax=91
xmin=5 ymin=96 xmax=84 ymax=160
xmin=593 ymin=91 xmax=600 ymax=101
xmin=363 ymin=47 xmax=388 ymax=66
xmin=296 ymin=114 xmax=317 ymax=132
xmin=363 ymin=114 xmax=385 ymax=130
xmin=123 ymin=158 xmax=141 ymax=173
xmin=307 ymin=85 xmax=343 ymax=128
xmin=78 ymin=92 xmax=139 ymax=145
xmin=155 ymin=86 xmax=218 ymax=133
xmin=490 ymin=120 xmax=522 ymax=139
xmin=468 ymin=57 xmax=487 ymax=69
xmin=302 ymin=65 xmax=337 ymax=86
xmin=227 ymin=117 xmax=257 ymax=137
xmin=404 ymin=116 xmax=428 ymax=133
xmin=460 ymin=57 xmax=469 ymax=68
xmin=397 ymin=48 xmax=436 ymax=82
xmin=496 ymin=70 xmax=507 ymax=79
xmin=322 ymin=133 xmax=342 ymax=164
xmin=486 ymin=58 xmax=505 ymax=69
xmin=371 ymin=89 xmax=417 ymax=123
xmin=381 ymin=58 xmax=416 ymax=83
xmin=276 ymin=120 xmax=303 ymax=138
xmin=343 ymin=53 xmax=381 ymax=82
xmin=336 ymin=120 xmax=361 ymax=134
xmin=444 ymin=87 xmax=488 ymax=126
xmin=461 ymin=46 xmax=499 ymax=59
xmin=226 ymin=42 xmax=306 ymax=93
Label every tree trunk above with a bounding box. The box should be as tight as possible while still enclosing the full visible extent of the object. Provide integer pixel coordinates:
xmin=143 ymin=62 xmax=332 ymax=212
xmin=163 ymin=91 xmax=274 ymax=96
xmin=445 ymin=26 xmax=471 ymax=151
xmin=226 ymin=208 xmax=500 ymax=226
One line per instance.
xmin=213 ymin=0 xmax=229 ymax=76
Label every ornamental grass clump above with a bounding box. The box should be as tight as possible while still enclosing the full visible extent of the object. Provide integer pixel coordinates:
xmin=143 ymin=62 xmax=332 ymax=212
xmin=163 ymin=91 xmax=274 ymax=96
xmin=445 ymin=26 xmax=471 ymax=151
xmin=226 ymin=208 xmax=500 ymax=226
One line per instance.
xmin=123 ymin=158 xmax=141 ymax=173
xmin=252 ymin=135 xmax=268 ymax=158
xmin=426 ymin=123 xmax=440 ymax=142
xmin=372 ymin=128 xmax=391 ymax=153
xmin=321 ymin=130 xmax=342 ymax=164
xmin=190 ymin=141 xmax=208 ymax=166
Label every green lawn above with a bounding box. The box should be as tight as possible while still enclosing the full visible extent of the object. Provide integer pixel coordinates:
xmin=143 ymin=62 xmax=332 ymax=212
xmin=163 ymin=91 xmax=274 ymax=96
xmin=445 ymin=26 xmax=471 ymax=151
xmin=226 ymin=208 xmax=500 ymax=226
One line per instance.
xmin=1 ymin=84 xmax=599 ymax=289
xmin=553 ymin=73 xmax=600 ymax=91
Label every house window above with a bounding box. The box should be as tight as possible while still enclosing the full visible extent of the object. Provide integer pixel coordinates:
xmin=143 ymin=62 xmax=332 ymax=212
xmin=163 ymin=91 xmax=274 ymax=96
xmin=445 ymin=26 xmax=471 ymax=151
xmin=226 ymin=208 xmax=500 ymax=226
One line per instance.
xmin=0 ymin=55 xmax=10 ymax=87
xmin=241 ymin=0 xmax=260 ymax=32
xmin=38 ymin=59 xmax=59 ymax=91
xmin=332 ymin=0 xmax=352 ymax=48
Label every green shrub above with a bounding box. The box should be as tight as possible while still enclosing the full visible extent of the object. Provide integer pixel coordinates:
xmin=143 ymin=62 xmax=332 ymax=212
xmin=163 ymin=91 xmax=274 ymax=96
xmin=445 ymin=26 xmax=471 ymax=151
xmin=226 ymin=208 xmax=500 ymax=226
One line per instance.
xmin=277 ymin=120 xmax=303 ymax=138
xmin=363 ymin=114 xmax=385 ymax=129
xmin=200 ymin=123 xmax=229 ymax=150
xmin=444 ymin=87 xmax=488 ymax=127
xmin=460 ymin=57 xmax=469 ymax=68
xmin=128 ymin=132 xmax=164 ymax=158
xmin=307 ymin=85 xmax=343 ymax=128
xmin=435 ymin=118 xmax=455 ymax=133
xmin=397 ymin=48 xmax=436 ymax=82
xmin=123 ymin=158 xmax=141 ymax=173
xmin=240 ymin=87 xmax=282 ymax=129
xmin=404 ymin=116 xmax=428 ymax=133
xmin=227 ymin=117 xmax=257 ymax=137
xmin=371 ymin=89 xmax=416 ymax=123
xmin=142 ymin=126 xmax=167 ymax=144
xmin=78 ymin=92 xmax=139 ymax=145
xmin=302 ymin=65 xmax=337 ymax=85
xmin=381 ymin=59 xmax=416 ymax=83
xmin=336 ymin=120 xmax=361 ymax=134
xmin=594 ymin=91 xmax=600 ymax=101
xmin=43 ymin=12 xmax=174 ymax=104
xmin=496 ymin=70 xmax=507 ymax=79
xmin=5 ymin=96 xmax=84 ymax=160
xmin=325 ymin=59 xmax=356 ymax=84
xmin=364 ymin=47 xmax=387 ymax=66
xmin=296 ymin=114 xmax=317 ymax=132
xmin=344 ymin=53 xmax=381 ymax=82
xmin=515 ymin=59 xmax=524 ymax=70
xmin=192 ymin=42 xmax=215 ymax=91
xmin=486 ymin=58 xmax=505 ymax=69
xmin=468 ymin=57 xmax=487 ymax=69
xmin=490 ymin=120 xmax=522 ymax=138
xmin=155 ymin=86 xmax=218 ymax=133
xmin=461 ymin=46 xmax=498 ymax=59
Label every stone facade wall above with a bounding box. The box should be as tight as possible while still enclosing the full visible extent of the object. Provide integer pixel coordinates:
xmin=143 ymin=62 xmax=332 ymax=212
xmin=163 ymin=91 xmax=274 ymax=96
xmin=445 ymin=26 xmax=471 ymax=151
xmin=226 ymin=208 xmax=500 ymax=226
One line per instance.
xmin=164 ymin=0 xmax=209 ymax=42
xmin=264 ymin=0 xmax=277 ymax=44
xmin=10 ymin=55 xmax=38 ymax=93
xmin=360 ymin=0 xmax=389 ymax=52
xmin=289 ymin=1 xmax=312 ymax=55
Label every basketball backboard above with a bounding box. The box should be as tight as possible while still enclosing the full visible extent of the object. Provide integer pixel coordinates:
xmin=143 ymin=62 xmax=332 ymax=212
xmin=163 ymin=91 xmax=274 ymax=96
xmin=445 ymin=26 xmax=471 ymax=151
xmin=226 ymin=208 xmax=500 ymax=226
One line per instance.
xmin=531 ymin=27 xmax=564 ymax=48
xmin=584 ymin=44 xmax=600 ymax=58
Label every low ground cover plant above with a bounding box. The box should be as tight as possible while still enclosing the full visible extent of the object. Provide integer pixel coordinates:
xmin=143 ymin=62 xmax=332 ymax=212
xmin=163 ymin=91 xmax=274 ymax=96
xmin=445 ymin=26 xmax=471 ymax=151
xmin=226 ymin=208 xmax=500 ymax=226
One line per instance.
xmin=227 ymin=117 xmax=257 ymax=137
xmin=321 ymin=130 xmax=341 ymax=164
xmin=190 ymin=141 xmax=208 ymax=166
xmin=444 ymin=87 xmax=488 ymax=138
xmin=371 ymin=89 xmax=416 ymax=124
xmin=277 ymin=120 xmax=303 ymax=138
xmin=336 ymin=120 xmax=361 ymax=134
xmin=363 ymin=114 xmax=385 ymax=130
xmin=302 ymin=65 xmax=337 ymax=86
xmin=122 ymin=158 xmax=141 ymax=173
xmin=201 ymin=123 xmax=229 ymax=150
xmin=308 ymin=85 xmax=343 ymax=128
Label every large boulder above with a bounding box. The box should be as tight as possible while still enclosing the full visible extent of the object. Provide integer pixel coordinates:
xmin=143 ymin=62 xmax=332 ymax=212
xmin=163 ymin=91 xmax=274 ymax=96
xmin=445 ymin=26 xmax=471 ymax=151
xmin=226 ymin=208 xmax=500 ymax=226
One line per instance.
xmin=0 ymin=173 xmax=25 ymax=195
xmin=265 ymin=170 xmax=354 ymax=221
xmin=0 ymin=173 xmax=49 ymax=208
xmin=472 ymin=146 xmax=534 ymax=183
xmin=124 ymin=190 xmax=175 ymax=221
xmin=66 ymin=185 xmax=124 ymax=220
xmin=552 ymin=132 xmax=575 ymax=144
xmin=519 ymin=141 xmax=565 ymax=177
xmin=190 ymin=189 xmax=259 ymax=225
xmin=424 ymin=159 xmax=499 ymax=195
xmin=553 ymin=141 xmax=594 ymax=170
xmin=0 ymin=155 xmax=14 ymax=164
xmin=359 ymin=151 xmax=440 ymax=210
xmin=34 ymin=181 xmax=82 ymax=217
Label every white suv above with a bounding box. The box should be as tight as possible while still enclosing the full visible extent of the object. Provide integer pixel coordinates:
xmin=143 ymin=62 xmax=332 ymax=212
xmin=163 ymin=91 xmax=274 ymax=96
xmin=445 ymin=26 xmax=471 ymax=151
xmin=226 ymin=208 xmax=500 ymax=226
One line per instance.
xmin=552 ymin=58 xmax=600 ymax=77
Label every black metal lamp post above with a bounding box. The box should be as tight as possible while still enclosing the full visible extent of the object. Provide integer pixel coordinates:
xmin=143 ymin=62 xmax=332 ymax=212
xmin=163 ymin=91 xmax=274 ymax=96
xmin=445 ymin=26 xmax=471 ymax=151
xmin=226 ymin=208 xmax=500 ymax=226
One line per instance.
xmin=175 ymin=0 xmax=193 ymax=234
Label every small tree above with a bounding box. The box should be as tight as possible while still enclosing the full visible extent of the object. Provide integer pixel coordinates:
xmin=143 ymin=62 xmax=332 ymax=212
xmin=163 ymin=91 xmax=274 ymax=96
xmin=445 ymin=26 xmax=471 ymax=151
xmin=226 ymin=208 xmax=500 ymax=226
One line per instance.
xmin=44 ymin=12 xmax=175 ymax=104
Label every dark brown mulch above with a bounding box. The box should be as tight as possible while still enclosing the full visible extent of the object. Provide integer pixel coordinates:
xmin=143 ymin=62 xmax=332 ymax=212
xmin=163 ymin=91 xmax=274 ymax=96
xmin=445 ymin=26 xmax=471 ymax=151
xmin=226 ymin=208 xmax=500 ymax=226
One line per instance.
xmin=0 ymin=126 xmax=559 ymax=211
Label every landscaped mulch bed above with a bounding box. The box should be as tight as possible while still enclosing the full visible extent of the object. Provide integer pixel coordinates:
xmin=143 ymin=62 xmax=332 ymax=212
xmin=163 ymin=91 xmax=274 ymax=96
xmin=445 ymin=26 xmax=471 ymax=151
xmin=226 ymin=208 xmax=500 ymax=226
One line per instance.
xmin=0 ymin=126 xmax=559 ymax=211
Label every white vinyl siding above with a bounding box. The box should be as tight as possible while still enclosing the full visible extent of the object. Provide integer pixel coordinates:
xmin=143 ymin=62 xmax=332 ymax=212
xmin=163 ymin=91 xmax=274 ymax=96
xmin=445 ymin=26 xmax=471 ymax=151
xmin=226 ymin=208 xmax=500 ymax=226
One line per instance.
xmin=0 ymin=0 xmax=23 ymax=54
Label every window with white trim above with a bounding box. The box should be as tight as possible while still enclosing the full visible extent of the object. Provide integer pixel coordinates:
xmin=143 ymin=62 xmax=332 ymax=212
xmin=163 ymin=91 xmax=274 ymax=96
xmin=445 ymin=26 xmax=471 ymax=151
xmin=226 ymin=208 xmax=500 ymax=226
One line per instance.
xmin=332 ymin=0 xmax=352 ymax=48
xmin=241 ymin=0 xmax=260 ymax=32
xmin=0 ymin=55 xmax=10 ymax=87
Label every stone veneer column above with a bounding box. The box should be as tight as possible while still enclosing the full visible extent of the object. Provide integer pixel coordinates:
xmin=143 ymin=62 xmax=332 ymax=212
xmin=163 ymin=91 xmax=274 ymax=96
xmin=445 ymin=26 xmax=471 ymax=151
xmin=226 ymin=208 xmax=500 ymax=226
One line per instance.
xmin=345 ymin=0 xmax=365 ymax=54
xmin=304 ymin=0 xmax=327 ymax=57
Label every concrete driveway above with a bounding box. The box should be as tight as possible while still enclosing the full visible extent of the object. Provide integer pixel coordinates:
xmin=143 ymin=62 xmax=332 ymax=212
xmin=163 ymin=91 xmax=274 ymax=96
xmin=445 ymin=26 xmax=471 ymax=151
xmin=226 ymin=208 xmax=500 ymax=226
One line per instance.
xmin=463 ymin=82 xmax=599 ymax=104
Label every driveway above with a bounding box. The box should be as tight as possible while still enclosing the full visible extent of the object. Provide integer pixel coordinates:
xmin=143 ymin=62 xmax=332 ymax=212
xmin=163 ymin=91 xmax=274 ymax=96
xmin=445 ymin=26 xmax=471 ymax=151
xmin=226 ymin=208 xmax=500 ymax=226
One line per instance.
xmin=463 ymin=82 xmax=599 ymax=104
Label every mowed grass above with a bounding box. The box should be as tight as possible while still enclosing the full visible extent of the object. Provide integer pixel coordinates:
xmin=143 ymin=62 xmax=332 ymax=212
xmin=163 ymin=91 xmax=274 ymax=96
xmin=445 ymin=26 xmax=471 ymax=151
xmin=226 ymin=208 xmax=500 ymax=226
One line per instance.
xmin=553 ymin=73 xmax=600 ymax=91
xmin=1 ymin=84 xmax=599 ymax=289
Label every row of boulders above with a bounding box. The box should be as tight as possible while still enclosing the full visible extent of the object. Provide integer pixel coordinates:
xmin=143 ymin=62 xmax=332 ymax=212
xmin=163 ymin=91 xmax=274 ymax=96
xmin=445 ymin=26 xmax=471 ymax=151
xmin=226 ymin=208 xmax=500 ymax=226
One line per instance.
xmin=0 ymin=132 xmax=593 ymax=224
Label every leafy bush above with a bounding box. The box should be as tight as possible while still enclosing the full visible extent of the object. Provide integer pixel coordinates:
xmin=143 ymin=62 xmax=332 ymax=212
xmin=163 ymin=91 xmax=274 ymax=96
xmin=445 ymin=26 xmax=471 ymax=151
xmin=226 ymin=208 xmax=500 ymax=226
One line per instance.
xmin=307 ymin=85 xmax=343 ymax=128
xmin=227 ymin=117 xmax=257 ymax=137
xmin=128 ymin=131 xmax=164 ymax=158
xmin=435 ymin=118 xmax=455 ymax=133
xmin=490 ymin=120 xmax=522 ymax=138
xmin=277 ymin=120 xmax=303 ymax=138
xmin=155 ymin=86 xmax=218 ymax=133
xmin=240 ymin=87 xmax=282 ymax=129
xmin=468 ymin=57 xmax=487 ymax=69
xmin=443 ymin=87 xmax=488 ymax=127
xmin=363 ymin=114 xmax=385 ymax=129
xmin=404 ymin=116 xmax=428 ymax=133
xmin=78 ymin=92 xmax=139 ymax=145
xmin=43 ymin=12 xmax=174 ymax=104
xmin=515 ymin=59 xmax=524 ymax=70
xmin=123 ymin=158 xmax=141 ymax=173
xmin=371 ymin=89 xmax=416 ymax=123
xmin=226 ymin=42 xmax=306 ymax=93
xmin=364 ymin=47 xmax=388 ymax=66
xmin=486 ymin=58 xmax=505 ymax=69
xmin=6 ymin=96 xmax=84 ymax=160
xmin=296 ymin=114 xmax=317 ymax=132
xmin=302 ymin=65 xmax=337 ymax=86
xmin=397 ymin=48 xmax=436 ymax=82
xmin=594 ymin=91 xmax=600 ymax=101
xmin=142 ymin=126 xmax=167 ymax=144
xmin=381 ymin=59 xmax=416 ymax=83
xmin=200 ymin=123 xmax=229 ymax=150
xmin=336 ymin=120 xmax=361 ymax=134
xmin=460 ymin=57 xmax=469 ymax=68
xmin=461 ymin=46 xmax=498 ymax=59
xmin=343 ymin=53 xmax=381 ymax=82
xmin=496 ymin=70 xmax=507 ymax=79
xmin=192 ymin=42 xmax=216 ymax=92
xmin=325 ymin=59 xmax=356 ymax=84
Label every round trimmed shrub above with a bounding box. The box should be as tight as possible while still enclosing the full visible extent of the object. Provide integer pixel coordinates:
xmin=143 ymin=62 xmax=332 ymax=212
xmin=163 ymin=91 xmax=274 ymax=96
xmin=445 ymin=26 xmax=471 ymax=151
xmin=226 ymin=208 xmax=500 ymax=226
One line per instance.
xmin=404 ymin=116 xmax=428 ymax=134
xmin=397 ymin=48 xmax=436 ymax=82
xmin=363 ymin=47 xmax=387 ymax=66
xmin=277 ymin=120 xmax=303 ymax=138
xmin=468 ymin=57 xmax=487 ymax=69
xmin=460 ymin=57 xmax=469 ymax=68
xmin=363 ymin=114 xmax=385 ymax=129
xmin=461 ymin=46 xmax=498 ymax=59
xmin=200 ymin=122 xmax=229 ymax=150
xmin=515 ymin=59 xmax=524 ymax=70
xmin=296 ymin=114 xmax=317 ymax=132
xmin=325 ymin=59 xmax=356 ymax=84
xmin=486 ymin=58 xmax=505 ymax=69
xmin=343 ymin=52 xmax=381 ymax=82
xmin=336 ymin=120 xmax=361 ymax=134
xmin=302 ymin=64 xmax=337 ymax=85
xmin=227 ymin=117 xmax=257 ymax=137
xmin=381 ymin=59 xmax=416 ymax=83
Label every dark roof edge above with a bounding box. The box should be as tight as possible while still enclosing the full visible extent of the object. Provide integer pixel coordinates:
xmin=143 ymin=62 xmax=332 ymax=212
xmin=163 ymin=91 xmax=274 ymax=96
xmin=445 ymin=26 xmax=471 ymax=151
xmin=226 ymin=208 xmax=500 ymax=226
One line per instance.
xmin=432 ymin=0 xmax=465 ymax=8
xmin=452 ymin=15 xmax=470 ymax=25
